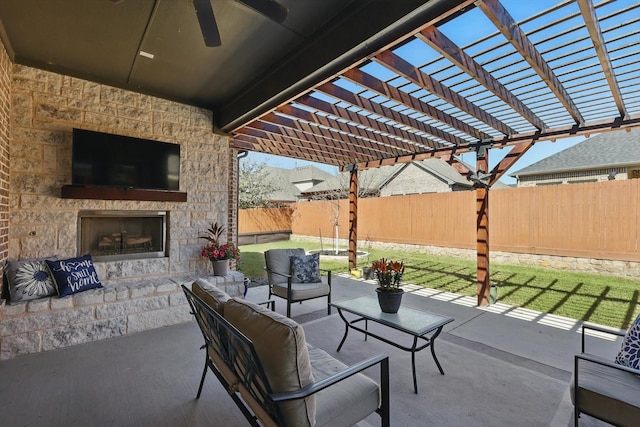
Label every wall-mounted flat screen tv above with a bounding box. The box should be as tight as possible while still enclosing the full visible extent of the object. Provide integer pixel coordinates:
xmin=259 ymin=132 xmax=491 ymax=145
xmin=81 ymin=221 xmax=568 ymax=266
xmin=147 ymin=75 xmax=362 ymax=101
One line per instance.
xmin=72 ymin=128 xmax=180 ymax=191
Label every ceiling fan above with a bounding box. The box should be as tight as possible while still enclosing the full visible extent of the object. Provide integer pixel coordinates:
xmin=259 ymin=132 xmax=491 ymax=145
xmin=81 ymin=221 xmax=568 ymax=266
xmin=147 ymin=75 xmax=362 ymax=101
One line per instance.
xmin=193 ymin=0 xmax=288 ymax=47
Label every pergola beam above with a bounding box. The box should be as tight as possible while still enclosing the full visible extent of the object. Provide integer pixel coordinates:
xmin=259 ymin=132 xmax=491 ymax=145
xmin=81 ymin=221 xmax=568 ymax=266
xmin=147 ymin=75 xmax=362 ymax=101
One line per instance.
xmin=350 ymin=113 xmax=640 ymax=171
xmin=279 ymin=103 xmax=445 ymax=153
xmin=234 ymin=128 xmax=358 ymax=164
xmin=476 ymin=0 xmax=585 ymax=125
xmin=251 ymin=114 xmax=405 ymax=159
xmin=418 ymin=25 xmax=547 ymax=130
xmin=270 ymin=107 xmax=417 ymax=158
xmin=315 ymin=82 xmax=441 ymax=150
xmin=374 ymin=50 xmax=517 ymax=136
xmin=295 ymin=93 xmax=430 ymax=153
xmin=233 ymin=135 xmax=343 ymax=165
xmin=577 ymin=0 xmax=627 ymax=118
xmin=342 ymin=68 xmax=488 ymax=142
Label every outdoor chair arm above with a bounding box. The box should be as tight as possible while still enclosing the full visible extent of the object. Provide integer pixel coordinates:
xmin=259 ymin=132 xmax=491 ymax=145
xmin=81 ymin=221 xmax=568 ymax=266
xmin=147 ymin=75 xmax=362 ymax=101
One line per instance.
xmin=270 ymin=354 xmax=389 ymax=402
xmin=256 ymin=299 xmax=275 ymax=311
xmin=581 ymin=323 xmax=626 ymax=353
xmin=575 ymin=352 xmax=640 ymax=376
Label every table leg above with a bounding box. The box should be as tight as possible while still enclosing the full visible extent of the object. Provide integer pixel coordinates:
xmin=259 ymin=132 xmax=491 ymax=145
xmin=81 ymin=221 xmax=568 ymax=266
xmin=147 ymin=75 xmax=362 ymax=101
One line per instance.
xmin=364 ymin=319 xmax=368 ymax=341
xmin=430 ymin=326 xmax=445 ymax=375
xmin=411 ymin=336 xmax=418 ymax=394
xmin=336 ymin=308 xmax=350 ymax=352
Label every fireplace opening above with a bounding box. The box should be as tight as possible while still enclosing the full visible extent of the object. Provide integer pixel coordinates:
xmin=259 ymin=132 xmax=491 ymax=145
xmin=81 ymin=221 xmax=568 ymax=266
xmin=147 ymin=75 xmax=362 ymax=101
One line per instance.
xmin=78 ymin=210 xmax=167 ymax=261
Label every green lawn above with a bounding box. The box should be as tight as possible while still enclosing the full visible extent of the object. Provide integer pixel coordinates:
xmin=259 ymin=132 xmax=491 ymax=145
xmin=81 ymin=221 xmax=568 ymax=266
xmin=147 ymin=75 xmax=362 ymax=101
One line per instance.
xmin=238 ymin=241 xmax=640 ymax=329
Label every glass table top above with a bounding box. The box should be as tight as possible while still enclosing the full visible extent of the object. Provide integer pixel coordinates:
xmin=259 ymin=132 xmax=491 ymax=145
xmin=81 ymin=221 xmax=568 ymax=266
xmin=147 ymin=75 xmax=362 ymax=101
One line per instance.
xmin=331 ymin=296 xmax=454 ymax=336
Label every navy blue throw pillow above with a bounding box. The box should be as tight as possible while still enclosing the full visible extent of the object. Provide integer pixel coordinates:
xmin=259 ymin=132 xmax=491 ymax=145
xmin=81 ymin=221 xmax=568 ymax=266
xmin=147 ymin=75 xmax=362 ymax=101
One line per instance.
xmin=45 ymin=255 xmax=102 ymax=297
xmin=290 ymin=253 xmax=321 ymax=283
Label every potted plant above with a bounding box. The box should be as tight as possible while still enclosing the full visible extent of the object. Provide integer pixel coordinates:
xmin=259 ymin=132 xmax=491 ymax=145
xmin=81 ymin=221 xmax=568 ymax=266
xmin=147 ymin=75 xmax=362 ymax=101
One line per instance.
xmin=371 ymin=258 xmax=405 ymax=313
xmin=199 ymin=222 xmax=240 ymax=276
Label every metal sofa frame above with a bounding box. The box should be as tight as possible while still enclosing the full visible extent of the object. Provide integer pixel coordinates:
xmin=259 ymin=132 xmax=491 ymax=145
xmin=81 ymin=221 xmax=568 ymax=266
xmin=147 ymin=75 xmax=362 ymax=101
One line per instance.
xmin=182 ymin=285 xmax=390 ymax=427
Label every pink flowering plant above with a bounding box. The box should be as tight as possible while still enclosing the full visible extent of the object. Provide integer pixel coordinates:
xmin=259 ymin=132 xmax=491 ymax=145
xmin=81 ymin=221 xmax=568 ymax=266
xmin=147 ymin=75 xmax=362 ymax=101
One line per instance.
xmin=199 ymin=222 xmax=240 ymax=261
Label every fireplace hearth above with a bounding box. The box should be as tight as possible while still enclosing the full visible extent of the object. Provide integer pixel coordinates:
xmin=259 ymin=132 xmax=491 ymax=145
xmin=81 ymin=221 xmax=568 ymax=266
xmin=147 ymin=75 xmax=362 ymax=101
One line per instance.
xmin=78 ymin=211 xmax=167 ymax=261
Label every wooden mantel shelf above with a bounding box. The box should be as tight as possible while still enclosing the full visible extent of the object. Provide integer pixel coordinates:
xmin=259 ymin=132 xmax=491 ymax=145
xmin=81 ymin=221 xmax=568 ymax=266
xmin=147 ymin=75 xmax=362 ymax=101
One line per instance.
xmin=61 ymin=186 xmax=187 ymax=202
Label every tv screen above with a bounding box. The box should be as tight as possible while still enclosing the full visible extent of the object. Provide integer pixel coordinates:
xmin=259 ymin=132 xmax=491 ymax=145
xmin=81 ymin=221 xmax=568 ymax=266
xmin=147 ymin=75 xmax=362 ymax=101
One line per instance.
xmin=72 ymin=129 xmax=180 ymax=191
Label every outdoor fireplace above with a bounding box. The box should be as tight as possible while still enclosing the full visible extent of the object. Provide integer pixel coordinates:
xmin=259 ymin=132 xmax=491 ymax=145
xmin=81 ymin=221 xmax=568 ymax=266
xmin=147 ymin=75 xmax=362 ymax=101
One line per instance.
xmin=78 ymin=210 xmax=167 ymax=261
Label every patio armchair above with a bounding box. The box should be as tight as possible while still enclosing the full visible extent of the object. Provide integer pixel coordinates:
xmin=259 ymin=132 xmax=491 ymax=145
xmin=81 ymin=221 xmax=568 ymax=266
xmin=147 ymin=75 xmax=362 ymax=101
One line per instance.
xmin=571 ymin=322 xmax=640 ymax=426
xmin=264 ymin=248 xmax=331 ymax=318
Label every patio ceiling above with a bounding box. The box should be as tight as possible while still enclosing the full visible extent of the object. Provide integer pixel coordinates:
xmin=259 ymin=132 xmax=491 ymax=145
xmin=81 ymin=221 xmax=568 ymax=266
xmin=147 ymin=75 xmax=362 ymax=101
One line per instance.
xmin=230 ymin=0 xmax=640 ymax=179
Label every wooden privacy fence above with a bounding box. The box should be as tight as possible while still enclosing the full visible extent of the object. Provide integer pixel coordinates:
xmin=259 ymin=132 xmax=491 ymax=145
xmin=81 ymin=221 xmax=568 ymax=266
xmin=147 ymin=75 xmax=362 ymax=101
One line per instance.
xmin=239 ymin=179 xmax=640 ymax=262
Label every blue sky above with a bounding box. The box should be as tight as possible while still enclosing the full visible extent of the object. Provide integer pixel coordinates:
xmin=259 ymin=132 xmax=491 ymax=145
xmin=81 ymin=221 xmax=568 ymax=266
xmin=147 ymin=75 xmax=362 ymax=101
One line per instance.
xmin=246 ymin=133 xmax=588 ymax=186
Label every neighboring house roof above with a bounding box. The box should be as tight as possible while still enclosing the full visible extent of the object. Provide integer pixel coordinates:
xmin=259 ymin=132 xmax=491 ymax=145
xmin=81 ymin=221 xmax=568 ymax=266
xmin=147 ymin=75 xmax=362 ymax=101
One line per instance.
xmin=301 ymin=158 xmax=479 ymax=196
xmin=288 ymin=165 xmax=334 ymax=183
xmin=510 ymin=128 xmax=640 ymax=178
xmin=263 ymin=165 xmax=334 ymax=202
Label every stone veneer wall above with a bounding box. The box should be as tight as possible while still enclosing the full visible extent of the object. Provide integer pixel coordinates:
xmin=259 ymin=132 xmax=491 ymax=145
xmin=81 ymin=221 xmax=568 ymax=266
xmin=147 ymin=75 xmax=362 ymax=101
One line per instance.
xmin=0 ymin=59 xmax=243 ymax=359
xmin=8 ymin=64 xmax=234 ymax=278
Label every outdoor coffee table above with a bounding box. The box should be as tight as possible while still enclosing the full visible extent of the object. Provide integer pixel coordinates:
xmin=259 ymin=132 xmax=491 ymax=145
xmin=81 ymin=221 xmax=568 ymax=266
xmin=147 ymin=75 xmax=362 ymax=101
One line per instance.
xmin=331 ymin=296 xmax=454 ymax=394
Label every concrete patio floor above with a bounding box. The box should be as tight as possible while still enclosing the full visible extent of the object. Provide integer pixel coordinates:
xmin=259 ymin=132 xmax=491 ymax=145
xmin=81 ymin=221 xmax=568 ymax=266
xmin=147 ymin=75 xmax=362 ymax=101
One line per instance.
xmin=0 ymin=275 xmax=621 ymax=426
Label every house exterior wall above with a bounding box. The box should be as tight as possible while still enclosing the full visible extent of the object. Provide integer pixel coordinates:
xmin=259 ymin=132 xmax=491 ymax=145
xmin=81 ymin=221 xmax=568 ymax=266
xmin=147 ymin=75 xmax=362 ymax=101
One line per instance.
xmin=0 ymin=59 xmax=243 ymax=360
xmin=0 ymin=40 xmax=10 ymax=276
xmin=380 ymin=163 xmax=450 ymax=196
xmin=516 ymin=166 xmax=630 ymax=187
xmin=8 ymin=64 xmax=236 ymax=281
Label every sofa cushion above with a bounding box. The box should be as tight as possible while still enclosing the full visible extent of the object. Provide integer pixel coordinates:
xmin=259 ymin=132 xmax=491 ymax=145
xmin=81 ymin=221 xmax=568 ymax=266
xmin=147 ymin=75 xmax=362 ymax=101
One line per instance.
xmin=192 ymin=278 xmax=230 ymax=315
xmin=615 ymin=313 xmax=640 ymax=370
xmin=291 ymin=253 xmax=321 ymax=283
xmin=224 ymin=298 xmax=315 ymax=427
xmin=45 ymin=255 xmax=102 ymax=297
xmin=265 ymin=248 xmax=305 ymax=286
xmin=4 ymin=258 xmax=57 ymax=303
xmin=308 ymin=346 xmax=380 ymax=427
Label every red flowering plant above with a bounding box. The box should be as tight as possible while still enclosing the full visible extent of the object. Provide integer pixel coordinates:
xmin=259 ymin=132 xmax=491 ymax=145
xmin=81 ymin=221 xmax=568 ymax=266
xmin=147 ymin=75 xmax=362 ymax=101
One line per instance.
xmin=370 ymin=258 xmax=405 ymax=292
xmin=199 ymin=222 xmax=240 ymax=261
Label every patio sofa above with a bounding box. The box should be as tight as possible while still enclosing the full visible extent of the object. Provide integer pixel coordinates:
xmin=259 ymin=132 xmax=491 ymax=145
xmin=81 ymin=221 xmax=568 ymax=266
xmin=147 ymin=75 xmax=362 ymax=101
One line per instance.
xmin=183 ymin=279 xmax=390 ymax=427
xmin=571 ymin=322 xmax=640 ymax=426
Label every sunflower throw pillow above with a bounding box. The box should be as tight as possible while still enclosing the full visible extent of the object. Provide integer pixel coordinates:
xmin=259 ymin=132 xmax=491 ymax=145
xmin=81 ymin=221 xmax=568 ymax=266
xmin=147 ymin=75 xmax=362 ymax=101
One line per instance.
xmin=5 ymin=259 xmax=57 ymax=303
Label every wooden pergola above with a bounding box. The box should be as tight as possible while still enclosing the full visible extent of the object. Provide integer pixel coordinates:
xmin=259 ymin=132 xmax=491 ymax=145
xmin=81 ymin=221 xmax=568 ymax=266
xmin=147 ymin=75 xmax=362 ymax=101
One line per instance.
xmin=228 ymin=0 xmax=640 ymax=306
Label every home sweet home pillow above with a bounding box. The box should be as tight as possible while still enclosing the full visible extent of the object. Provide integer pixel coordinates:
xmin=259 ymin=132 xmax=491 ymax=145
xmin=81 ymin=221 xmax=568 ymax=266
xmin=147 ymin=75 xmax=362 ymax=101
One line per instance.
xmin=45 ymin=255 xmax=103 ymax=297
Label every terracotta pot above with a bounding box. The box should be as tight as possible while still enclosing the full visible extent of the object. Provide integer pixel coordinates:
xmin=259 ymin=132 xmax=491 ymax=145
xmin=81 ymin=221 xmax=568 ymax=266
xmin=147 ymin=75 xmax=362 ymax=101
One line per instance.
xmin=211 ymin=259 xmax=229 ymax=276
xmin=375 ymin=288 xmax=404 ymax=313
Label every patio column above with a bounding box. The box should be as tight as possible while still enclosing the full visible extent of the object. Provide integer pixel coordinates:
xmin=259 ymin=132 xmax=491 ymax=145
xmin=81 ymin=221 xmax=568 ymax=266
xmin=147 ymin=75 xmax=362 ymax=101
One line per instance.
xmin=476 ymin=150 xmax=490 ymax=306
xmin=348 ymin=165 xmax=358 ymax=270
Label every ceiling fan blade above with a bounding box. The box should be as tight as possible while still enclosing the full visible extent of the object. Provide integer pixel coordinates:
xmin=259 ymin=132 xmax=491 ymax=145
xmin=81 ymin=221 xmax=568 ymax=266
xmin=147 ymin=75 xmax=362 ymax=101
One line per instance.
xmin=193 ymin=0 xmax=222 ymax=47
xmin=237 ymin=0 xmax=287 ymax=24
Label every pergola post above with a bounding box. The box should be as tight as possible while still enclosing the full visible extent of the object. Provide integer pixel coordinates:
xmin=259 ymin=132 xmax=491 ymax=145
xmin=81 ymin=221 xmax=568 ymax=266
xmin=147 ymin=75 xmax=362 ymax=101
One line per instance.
xmin=476 ymin=150 xmax=490 ymax=306
xmin=348 ymin=165 xmax=358 ymax=270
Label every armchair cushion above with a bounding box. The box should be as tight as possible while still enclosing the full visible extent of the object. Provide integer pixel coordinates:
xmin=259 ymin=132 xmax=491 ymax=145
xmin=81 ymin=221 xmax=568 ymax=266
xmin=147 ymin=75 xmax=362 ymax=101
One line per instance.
xmin=572 ymin=356 xmax=640 ymax=426
xmin=265 ymin=248 xmax=305 ymax=285
xmin=271 ymin=281 xmax=331 ymax=301
xmin=224 ymin=298 xmax=316 ymax=427
xmin=615 ymin=313 xmax=640 ymax=370
xmin=290 ymin=253 xmax=321 ymax=283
